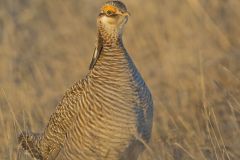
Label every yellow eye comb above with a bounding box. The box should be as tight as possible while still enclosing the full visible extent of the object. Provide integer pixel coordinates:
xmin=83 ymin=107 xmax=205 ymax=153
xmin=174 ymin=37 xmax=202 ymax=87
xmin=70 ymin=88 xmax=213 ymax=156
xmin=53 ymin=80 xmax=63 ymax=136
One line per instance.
xmin=102 ymin=5 xmax=117 ymax=14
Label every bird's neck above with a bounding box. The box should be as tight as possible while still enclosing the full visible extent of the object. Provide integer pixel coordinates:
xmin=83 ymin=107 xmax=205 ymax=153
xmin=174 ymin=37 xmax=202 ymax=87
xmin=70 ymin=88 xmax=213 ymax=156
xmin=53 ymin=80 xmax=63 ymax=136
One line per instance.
xmin=90 ymin=28 xmax=129 ymax=71
xmin=98 ymin=23 xmax=125 ymax=51
xmin=99 ymin=33 xmax=126 ymax=60
xmin=87 ymin=23 xmax=130 ymax=76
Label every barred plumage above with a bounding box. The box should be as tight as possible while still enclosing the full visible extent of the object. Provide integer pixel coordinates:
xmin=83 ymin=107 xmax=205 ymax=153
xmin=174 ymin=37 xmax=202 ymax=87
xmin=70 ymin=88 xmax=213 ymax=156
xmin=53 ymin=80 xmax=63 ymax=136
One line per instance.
xmin=18 ymin=1 xmax=153 ymax=160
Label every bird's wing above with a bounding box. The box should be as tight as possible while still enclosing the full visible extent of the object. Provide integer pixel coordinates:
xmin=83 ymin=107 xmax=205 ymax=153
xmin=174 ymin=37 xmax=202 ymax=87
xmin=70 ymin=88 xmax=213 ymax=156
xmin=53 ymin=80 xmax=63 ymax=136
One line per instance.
xmin=133 ymin=75 xmax=154 ymax=142
xmin=25 ymin=79 xmax=87 ymax=159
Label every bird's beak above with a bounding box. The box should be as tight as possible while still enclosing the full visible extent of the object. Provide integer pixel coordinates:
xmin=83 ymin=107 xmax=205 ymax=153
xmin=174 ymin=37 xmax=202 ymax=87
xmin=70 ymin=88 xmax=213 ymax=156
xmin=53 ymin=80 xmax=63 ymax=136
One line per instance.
xmin=122 ymin=11 xmax=131 ymax=17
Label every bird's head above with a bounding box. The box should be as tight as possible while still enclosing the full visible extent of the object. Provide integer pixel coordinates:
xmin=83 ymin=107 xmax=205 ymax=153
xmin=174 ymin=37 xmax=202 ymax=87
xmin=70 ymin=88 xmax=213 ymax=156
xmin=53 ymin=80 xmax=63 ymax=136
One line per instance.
xmin=97 ymin=1 xmax=130 ymax=36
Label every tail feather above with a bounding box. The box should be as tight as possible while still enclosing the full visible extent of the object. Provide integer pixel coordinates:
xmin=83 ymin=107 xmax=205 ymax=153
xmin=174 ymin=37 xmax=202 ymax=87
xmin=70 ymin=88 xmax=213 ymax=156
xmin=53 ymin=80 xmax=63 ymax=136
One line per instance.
xmin=18 ymin=131 xmax=43 ymax=160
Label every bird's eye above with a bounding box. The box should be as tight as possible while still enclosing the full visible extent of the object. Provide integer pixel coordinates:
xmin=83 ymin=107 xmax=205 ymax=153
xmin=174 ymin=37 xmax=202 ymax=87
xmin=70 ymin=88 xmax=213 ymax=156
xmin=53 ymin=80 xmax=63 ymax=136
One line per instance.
xmin=106 ymin=10 xmax=113 ymax=16
xmin=101 ymin=6 xmax=117 ymax=16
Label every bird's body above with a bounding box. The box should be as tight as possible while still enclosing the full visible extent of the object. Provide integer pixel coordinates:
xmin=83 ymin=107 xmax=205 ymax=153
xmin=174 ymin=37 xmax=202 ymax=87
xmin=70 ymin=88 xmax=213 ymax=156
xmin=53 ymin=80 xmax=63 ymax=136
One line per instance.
xmin=18 ymin=1 xmax=153 ymax=160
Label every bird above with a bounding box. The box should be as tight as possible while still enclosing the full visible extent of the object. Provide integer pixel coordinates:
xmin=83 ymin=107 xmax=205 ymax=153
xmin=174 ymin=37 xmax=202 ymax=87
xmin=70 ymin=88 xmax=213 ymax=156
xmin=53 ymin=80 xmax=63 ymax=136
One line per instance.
xmin=18 ymin=1 xmax=153 ymax=160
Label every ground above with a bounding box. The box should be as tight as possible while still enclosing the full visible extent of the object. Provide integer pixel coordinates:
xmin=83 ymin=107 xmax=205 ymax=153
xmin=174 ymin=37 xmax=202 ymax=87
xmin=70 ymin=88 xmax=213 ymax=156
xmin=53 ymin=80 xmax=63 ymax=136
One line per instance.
xmin=0 ymin=0 xmax=240 ymax=159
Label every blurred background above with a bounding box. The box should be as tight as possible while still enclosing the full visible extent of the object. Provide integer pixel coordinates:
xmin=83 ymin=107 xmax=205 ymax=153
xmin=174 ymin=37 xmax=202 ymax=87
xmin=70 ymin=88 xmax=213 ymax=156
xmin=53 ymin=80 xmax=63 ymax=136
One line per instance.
xmin=0 ymin=0 xmax=240 ymax=159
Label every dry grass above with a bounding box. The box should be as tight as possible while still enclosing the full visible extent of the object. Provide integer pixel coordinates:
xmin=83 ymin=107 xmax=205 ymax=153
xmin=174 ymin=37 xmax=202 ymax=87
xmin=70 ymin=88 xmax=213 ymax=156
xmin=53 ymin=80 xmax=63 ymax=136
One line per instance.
xmin=0 ymin=0 xmax=240 ymax=159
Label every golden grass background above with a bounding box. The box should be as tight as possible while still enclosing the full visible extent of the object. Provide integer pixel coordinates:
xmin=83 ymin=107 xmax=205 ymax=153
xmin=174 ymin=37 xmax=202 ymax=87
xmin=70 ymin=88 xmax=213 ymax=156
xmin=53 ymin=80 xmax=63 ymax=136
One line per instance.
xmin=0 ymin=0 xmax=240 ymax=159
